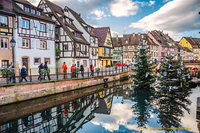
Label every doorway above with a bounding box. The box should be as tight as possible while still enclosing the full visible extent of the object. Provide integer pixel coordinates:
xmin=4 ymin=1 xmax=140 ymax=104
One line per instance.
xmin=22 ymin=57 xmax=29 ymax=74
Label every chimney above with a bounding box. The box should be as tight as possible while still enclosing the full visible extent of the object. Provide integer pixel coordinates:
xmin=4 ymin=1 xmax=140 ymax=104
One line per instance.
xmin=79 ymin=13 xmax=81 ymax=17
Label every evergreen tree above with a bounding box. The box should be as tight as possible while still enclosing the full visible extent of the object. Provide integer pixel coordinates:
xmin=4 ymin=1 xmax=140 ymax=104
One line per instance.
xmin=132 ymin=40 xmax=156 ymax=89
xmin=159 ymin=55 xmax=191 ymax=91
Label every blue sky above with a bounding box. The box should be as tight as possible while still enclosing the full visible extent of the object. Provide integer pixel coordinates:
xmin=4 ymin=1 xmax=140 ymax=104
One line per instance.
xmin=30 ymin=0 xmax=200 ymax=41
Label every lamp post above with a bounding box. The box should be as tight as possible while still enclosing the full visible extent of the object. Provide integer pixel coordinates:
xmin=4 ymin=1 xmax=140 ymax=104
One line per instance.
xmin=121 ymin=50 xmax=123 ymax=72
xmin=10 ymin=38 xmax=16 ymax=83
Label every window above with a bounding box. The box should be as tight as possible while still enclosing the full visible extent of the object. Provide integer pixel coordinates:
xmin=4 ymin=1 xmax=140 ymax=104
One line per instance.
xmin=2 ymin=60 xmax=9 ymax=68
xmin=37 ymin=11 xmax=41 ymax=15
xmin=31 ymin=9 xmax=35 ymax=14
xmin=34 ymin=58 xmax=41 ymax=65
xmin=22 ymin=39 xmax=30 ymax=48
xmin=74 ymin=32 xmax=81 ymax=38
xmin=40 ymin=40 xmax=47 ymax=49
xmin=125 ymin=39 xmax=128 ymax=44
xmin=95 ymin=38 xmax=98 ymax=44
xmin=24 ymin=7 xmax=29 ymax=12
xmin=40 ymin=23 xmax=45 ymax=32
xmin=22 ymin=19 xmax=29 ymax=29
xmin=44 ymin=58 xmax=50 ymax=64
xmin=0 ymin=15 xmax=7 ymax=25
xmin=0 ymin=38 xmax=8 ymax=49
xmin=64 ymin=45 xmax=68 ymax=51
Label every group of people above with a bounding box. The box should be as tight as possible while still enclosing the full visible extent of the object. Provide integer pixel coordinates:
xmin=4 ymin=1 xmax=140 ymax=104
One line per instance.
xmin=19 ymin=61 xmax=50 ymax=82
xmin=19 ymin=62 xmax=94 ymax=82
xmin=62 ymin=62 xmax=94 ymax=78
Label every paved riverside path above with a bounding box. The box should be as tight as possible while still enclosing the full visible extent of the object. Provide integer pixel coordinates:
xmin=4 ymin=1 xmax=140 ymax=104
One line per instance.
xmin=0 ymin=65 xmax=134 ymax=85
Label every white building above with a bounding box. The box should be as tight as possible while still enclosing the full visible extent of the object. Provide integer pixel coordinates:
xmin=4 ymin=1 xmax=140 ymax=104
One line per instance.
xmin=65 ymin=7 xmax=99 ymax=69
xmin=13 ymin=0 xmax=56 ymax=75
xmin=38 ymin=0 xmax=90 ymax=72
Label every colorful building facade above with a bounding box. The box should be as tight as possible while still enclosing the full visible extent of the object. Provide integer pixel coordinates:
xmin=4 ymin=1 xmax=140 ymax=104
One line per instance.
xmin=92 ymin=27 xmax=113 ymax=67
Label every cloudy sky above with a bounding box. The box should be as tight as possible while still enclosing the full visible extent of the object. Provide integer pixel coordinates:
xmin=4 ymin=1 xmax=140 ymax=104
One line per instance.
xmin=30 ymin=0 xmax=200 ymax=41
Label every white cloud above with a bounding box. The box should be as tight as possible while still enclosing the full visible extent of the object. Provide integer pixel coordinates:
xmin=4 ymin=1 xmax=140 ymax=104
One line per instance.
xmin=129 ymin=0 xmax=200 ymax=40
xmin=110 ymin=0 xmax=139 ymax=17
xmin=149 ymin=1 xmax=155 ymax=6
xmin=92 ymin=103 xmax=135 ymax=132
xmin=111 ymin=30 xmax=119 ymax=37
xmin=92 ymin=10 xmax=105 ymax=20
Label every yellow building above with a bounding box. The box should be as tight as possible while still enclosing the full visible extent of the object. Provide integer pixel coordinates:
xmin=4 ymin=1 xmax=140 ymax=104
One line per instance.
xmin=92 ymin=27 xmax=113 ymax=67
xmin=179 ymin=37 xmax=200 ymax=60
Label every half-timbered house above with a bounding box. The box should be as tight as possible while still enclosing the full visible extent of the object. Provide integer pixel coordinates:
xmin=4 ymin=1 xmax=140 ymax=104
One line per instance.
xmin=92 ymin=27 xmax=113 ymax=67
xmin=13 ymin=0 xmax=56 ymax=75
xmin=65 ymin=6 xmax=99 ymax=69
xmin=0 ymin=0 xmax=15 ymax=69
xmin=38 ymin=0 xmax=90 ymax=72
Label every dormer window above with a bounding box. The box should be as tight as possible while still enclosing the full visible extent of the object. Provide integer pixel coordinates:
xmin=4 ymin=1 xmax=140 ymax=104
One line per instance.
xmin=69 ymin=20 xmax=72 ymax=25
xmin=0 ymin=15 xmax=7 ymax=25
xmin=74 ymin=32 xmax=81 ymax=38
xmin=88 ymin=27 xmax=91 ymax=32
xmin=25 ymin=7 xmax=29 ymax=12
xmin=37 ymin=11 xmax=41 ymax=16
xmin=31 ymin=9 xmax=35 ymax=14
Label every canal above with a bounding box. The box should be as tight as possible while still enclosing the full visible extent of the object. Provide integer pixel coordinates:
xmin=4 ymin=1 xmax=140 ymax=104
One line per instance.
xmin=0 ymin=80 xmax=199 ymax=133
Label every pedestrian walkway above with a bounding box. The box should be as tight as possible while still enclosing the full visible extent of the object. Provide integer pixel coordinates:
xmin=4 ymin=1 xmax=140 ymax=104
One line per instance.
xmin=0 ymin=65 xmax=134 ymax=85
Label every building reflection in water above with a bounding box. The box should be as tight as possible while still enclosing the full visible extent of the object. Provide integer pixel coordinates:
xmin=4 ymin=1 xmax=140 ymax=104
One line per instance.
xmin=197 ymin=97 xmax=200 ymax=132
xmin=0 ymin=83 xmax=194 ymax=133
xmin=0 ymin=85 xmax=116 ymax=133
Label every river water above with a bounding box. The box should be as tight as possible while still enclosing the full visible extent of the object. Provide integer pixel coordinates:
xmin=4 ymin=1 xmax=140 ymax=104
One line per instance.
xmin=0 ymin=81 xmax=199 ymax=133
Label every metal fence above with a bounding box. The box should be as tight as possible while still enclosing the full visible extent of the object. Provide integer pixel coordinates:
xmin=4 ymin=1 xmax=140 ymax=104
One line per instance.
xmin=0 ymin=65 xmax=134 ymax=85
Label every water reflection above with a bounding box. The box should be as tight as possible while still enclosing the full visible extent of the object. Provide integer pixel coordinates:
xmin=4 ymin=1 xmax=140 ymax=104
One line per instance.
xmin=131 ymin=88 xmax=155 ymax=128
xmin=0 ymin=83 xmax=198 ymax=133
xmin=157 ymin=86 xmax=192 ymax=132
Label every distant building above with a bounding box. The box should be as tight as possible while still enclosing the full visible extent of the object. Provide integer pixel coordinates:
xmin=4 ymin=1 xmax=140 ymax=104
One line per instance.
xmin=13 ymin=0 xmax=56 ymax=74
xmin=148 ymin=30 xmax=177 ymax=61
xmin=122 ymin=33 xmax=158 ymax=64
xmin=179 ymin=37 xmax=200 ymax=61
xmin=112 ymin=36 xmax=123 ymax=64
xmin=92 ymin=27 xmax=113 ymax=67
xmin=0 ymin=0 xmax=15 ymax=69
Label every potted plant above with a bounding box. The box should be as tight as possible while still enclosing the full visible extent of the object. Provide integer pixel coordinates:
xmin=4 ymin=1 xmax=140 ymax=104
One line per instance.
xmin=56 ymin=48 xmax=61 ymax=57
xmin=0 ymin=68 xmax=14 ymax=78
xmin=95 ymin=68 xmax=100 ymax=76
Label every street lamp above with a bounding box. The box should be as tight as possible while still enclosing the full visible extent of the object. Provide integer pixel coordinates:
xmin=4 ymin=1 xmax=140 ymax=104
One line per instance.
xmin=10 ymin=38 xmax=16 ymax=83
xmin=121 ymin=51 xmax=123 ymax=72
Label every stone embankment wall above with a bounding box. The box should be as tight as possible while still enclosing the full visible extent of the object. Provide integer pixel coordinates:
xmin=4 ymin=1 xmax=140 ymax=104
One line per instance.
xmin=0 ymin=71 xmax=133 ymax=106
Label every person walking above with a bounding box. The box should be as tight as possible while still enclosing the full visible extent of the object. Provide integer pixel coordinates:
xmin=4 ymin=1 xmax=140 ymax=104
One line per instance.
xmin=20 ymin=64 xmax=27 ymax=82
xmin=71 ymin=64 xmax=75 ymax=78
xmin=80 ymin=65 xmax=84 ymax=77
xmin=43 ymin=62 xmax=51 ymax=80
xmin=62 ymin=62 xmax=68 ymax=79
xmin=90 ymin=64 xmax=94 ymax=76
xmin=38 ymin=63 xmax=43 ymax=81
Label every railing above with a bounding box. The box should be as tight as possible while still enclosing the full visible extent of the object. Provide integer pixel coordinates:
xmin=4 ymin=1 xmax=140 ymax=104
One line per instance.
xmin=0 ymin=65 xmax=134 ymax=85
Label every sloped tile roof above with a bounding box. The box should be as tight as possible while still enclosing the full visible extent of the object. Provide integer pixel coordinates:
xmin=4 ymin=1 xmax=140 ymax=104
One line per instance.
xmin=66 ymin=6 xmax=97 ymax=37
xmin=184 ymin=37 xmax=199 ymax=48
xmin=92 ymin=27 xmax=110 ymax=46
xmin=13 ymin=1 xmax=53 ymax=22
xmin=43 ymin=0 xmax=89 ymax=44
xmin=112 ymin=37 xmax=123 ymax=47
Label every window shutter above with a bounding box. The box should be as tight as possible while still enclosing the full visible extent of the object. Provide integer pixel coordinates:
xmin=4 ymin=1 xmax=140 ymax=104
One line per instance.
xmin=46 ymin=24 xmax=49 ymax=33
xmin=31 ymin=38 xmax=34 ymax=49
xmin=47 ymin=40 xmax=50 ymax=50
xmin=18 ymin=38 xmax=22 ymax=48
xmin=18 ymin=17 xmax=22 ymax=28
xmin=36 ymin=39 xmax=40 ymax=49
xmin=30 ymin=20 xmax=34 ymax=30
xmin=37 ymin=21 xmax=40 ymax=31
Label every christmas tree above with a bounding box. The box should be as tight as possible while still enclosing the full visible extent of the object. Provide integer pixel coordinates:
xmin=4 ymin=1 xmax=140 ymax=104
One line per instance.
xmin=159 ymin=55 xmax=191 ymax=91
xmin=158 ymin=55 xmax=192 ymax=132
xmin=132 ymin=40 xmax=156 ymax=89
